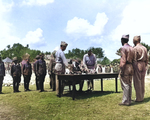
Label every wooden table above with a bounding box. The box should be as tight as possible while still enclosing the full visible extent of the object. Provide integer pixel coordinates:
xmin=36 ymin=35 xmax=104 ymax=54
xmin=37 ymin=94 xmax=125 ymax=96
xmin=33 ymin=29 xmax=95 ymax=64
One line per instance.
xmin=57 ymin=73 xmax=119 ymax=100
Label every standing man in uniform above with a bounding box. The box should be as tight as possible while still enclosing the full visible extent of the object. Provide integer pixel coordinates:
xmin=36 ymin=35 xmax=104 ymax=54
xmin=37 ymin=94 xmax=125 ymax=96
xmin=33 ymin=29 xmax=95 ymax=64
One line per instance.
xmin=83 ymin=48 xmax=97 ymax=91
xmin=48 ymin=50 xmax=56 ymax=91
xmin=133 ymin=35 xmax=148 ymax=102
xmin=22 ymin=57 xmax=32 ymax=91
xmin=55 ymin=41 xmax=68 ymax=96
xmin=0 ymin=55 xmax=5 ymax=94
xmin=33 ymin=55 xmax=40 ymax=90
xmin=11 ymin=57 xmax=21 ymax=92
xmin=36 ymin=53 xmax=47 ymax=92
xmin=119 ymin=34 xmax=134 ymax=106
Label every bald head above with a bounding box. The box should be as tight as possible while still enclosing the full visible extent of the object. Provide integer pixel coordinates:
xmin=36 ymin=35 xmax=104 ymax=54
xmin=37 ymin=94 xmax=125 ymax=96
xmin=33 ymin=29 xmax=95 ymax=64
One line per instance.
xmin=133 ymin=35 xmax=141 ymax=46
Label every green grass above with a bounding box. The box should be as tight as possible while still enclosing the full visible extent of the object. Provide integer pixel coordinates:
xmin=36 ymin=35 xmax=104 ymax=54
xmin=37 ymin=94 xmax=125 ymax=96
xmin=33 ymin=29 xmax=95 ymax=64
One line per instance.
xmin=1 ymin=79 xmax=150 ymax=120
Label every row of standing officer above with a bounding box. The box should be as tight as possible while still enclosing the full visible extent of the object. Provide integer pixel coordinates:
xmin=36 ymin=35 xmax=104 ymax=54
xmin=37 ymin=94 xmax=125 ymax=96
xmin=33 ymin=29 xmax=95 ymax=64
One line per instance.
xmin=0 ymin=53 xmax=47 ymax=93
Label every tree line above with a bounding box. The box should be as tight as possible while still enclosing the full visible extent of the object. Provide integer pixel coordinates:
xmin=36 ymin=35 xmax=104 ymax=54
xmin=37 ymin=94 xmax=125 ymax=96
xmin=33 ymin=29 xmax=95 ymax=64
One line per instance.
xmin=0 ymin=42 xmax=149 ymax=64
xmin=0 ymin=43 xmax=50 ymax=62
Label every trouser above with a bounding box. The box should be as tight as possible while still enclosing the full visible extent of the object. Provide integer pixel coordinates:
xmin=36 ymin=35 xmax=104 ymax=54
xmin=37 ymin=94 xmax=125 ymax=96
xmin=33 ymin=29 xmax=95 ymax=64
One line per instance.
xmin=49 ymin=73 xmax=56 ymax=91
xmin=133 ymin=61 xmax=146 ymax=102
xmin=35 ymin=75 xmax=39 ymax=90
xmin=13 ymin=76 xmax=20 ymax=92
xmin=87 ymin=79 xmax=94 ymax=90
xmin=38 ymin=75 xmax=45 ymax=91
xmin=23 ymin=75 xmax=31 ymax=90
xmin=0 ymin=76 xmax=4 ymax=92
xmin=55 ymin=74 xmax=65 ymax=95
xmin=120 ymin=75 xmax=132 ymax=104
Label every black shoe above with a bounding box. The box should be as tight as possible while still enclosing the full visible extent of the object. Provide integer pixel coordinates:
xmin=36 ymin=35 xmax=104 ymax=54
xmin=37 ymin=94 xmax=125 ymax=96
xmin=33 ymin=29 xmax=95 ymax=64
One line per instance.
xmin=27 ymin=89 xmax=31 ymax=91
xmin=0 ymin=92 xmax=3 ymax=94
xmin=17 ymin=90 xmax=21 ymax=92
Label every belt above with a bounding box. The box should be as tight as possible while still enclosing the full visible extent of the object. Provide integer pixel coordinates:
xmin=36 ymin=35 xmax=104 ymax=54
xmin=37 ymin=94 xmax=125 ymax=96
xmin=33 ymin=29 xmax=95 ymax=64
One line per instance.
xmin=87 ymin=65 xmax=94 ymax=66
xmin=126 ymin=61 xmax=132 ymax=64
xmin=137 ymin=60 xmax=146 ymax=62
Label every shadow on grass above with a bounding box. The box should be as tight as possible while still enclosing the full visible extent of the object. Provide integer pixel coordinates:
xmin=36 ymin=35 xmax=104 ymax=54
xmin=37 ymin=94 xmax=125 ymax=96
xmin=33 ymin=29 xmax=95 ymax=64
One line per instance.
xmin=130 ymin=97 xmax=150 ymax=106
xmin=62 ymin=90 xmax=119 ymax=100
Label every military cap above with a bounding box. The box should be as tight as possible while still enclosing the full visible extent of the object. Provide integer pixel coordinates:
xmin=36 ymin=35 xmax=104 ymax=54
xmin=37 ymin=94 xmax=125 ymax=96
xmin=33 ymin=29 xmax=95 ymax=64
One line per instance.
xmin=35 ymin=55 xmax=40 ymax=59
xmin=61 ymin=41 xmax=68 ymax=47
xmin=133 ymin=35 xmax=141 ymax=42
xmin=121 ymin=34 xmax=129 ymax=39
xmin=12 ymin=57 xmax=17 ymax=62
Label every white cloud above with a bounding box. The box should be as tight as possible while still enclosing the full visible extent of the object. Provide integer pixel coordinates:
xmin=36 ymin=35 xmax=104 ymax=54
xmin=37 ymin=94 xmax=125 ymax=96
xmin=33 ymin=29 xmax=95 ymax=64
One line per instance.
xmin=54 ymin=46 xmax=59 ymax=51
xmin=22 ymin=0 xmax=54 ymax=6
xmin=66 ymin=12 xmax=108 ymax=37
xmin=90 ymin=36 xmax=104 ymax=44
xmin=0 ymin=1 xmax=14 ymax=14
xmin=22 ymin=28 xmax=44 ymax=44
xmin=111 ymin=0 xmax=150 ymax=45
xmin=0 ymin=1 xmax=18 ymax=50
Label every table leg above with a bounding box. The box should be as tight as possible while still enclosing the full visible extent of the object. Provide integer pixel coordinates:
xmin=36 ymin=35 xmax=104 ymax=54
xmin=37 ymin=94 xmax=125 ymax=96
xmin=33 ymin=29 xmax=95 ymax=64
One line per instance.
xmin=115 ymin=77 xmax=118 ymax=93
xmin=59 ymin=79 xmax=62 ymax=97
xmin=72 ymin=80 xmax=76 ymax=100
xmin=101 ymin=78 xmax=103 ymax=91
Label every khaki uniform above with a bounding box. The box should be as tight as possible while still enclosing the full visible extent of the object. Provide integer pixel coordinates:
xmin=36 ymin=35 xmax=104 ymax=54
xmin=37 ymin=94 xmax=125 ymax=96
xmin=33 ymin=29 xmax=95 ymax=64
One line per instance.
xmin=48 ymin=55 xmax=56 ymax=91
xmin=120 ymin=43 xmax=134 ymax=105
xmin=133 ymin=43 xmax=148 ymax=101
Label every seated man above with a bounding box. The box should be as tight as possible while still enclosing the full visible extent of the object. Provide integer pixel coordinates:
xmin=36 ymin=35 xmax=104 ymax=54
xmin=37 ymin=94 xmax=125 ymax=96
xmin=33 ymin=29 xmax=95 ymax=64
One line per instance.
xmin=65 ymin=59 xmax=84 ymax=92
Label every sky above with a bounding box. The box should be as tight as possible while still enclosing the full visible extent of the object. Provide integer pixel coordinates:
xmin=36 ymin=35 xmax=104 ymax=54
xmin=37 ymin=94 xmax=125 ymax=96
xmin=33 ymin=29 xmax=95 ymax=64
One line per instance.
xmin=0 ymin=0 xmax=150 ymax=61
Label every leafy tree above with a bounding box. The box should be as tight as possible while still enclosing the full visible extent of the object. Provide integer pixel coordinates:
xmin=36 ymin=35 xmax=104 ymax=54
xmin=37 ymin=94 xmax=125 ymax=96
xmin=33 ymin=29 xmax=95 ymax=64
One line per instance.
xmin=100 ymin=57 xmax=111 ymax=65
xmin=116 ymin=48 xmax=121 ymax=56
xmin=65 ymin=47 xmax=104 ymax=60
xmin=141 ymin=42 xmax=150 ymax=52
xmin=45 ymin=51 xmax=51 ymax=55
xmin=87 ymin=47 xmax=104 ymax=58
xmin=0 ymin=43 xmax=42 ymax=62
xmin=111 ymin=59 xmax=120 ymax=65
xmin=65 ymin=48 xmax=86 ymax=60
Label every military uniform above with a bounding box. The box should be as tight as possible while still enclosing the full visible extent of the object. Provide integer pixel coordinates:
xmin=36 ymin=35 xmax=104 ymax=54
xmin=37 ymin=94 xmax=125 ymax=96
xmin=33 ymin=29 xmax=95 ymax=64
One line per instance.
xmin=36 ymin=55 xmax=47 ymax=92
xmin=0 ymin=57 xmax=5 ymax=93
xmin=22 ymin=61 xmax=32 ymax=91
xmin=11 ymin=57 xmax=21 ymax=92
xmin=55 ymin=41 xmax=68 ymax=95
xmin=33 ymin=55 xmax=40 ymax=90
xmin=119 ymin=34 xmax=134 ymax=106
xmin=48 ymin=53 xmax=56 ymax=91
xmin=133 ymin=36 xmax=148 ymax=102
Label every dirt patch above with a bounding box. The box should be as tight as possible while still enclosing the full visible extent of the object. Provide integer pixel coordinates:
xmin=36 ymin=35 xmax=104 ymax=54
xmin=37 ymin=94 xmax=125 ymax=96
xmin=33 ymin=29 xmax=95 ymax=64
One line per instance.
xmin=0 ymin=103 xmax=21 ymax=120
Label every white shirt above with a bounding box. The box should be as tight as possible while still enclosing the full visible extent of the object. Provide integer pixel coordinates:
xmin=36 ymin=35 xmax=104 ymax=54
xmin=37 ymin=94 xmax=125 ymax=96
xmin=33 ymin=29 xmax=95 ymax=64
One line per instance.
xmin=55 ymin=48 xmax=68 ymax=66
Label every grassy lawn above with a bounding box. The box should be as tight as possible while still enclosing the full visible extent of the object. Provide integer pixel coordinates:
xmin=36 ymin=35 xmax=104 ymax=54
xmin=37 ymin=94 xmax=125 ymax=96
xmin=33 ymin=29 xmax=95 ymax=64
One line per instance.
xmin=0 ymin=78 xmax=150 ymax=120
